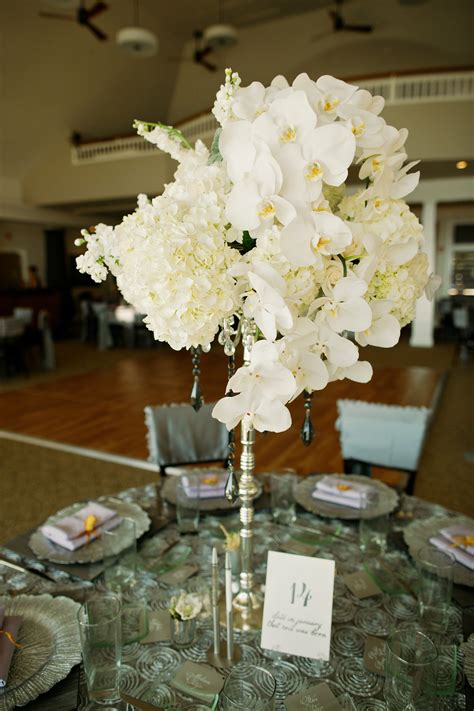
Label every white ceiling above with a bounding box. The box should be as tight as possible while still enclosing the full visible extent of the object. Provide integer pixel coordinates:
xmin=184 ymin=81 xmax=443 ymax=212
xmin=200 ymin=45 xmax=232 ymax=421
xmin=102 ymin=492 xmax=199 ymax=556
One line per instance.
xmin=0 ymin=0 xmax=473 ymax=186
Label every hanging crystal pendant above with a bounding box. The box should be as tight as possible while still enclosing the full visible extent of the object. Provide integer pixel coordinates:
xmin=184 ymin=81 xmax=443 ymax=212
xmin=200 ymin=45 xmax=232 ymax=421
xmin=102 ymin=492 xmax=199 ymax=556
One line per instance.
xmin=190 ymin=346 xmax=203 ymax=411
xmin=225 ymin=352 xmax=239 ymax=503
xmin=225 ymin=468 xmax=240 ymax=504
xmin=300 ymin=390 xmax=315 ymax=446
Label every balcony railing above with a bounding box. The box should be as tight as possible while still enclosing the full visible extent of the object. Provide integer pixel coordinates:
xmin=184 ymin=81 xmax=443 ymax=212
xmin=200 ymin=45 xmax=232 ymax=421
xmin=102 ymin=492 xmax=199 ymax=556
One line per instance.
xmin=71 ymin=69 xmax=474 ymax=166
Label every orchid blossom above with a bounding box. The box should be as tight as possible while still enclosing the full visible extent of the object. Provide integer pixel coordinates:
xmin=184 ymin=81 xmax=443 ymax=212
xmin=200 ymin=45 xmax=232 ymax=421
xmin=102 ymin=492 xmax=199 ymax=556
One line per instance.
xmin=310 ymin=275 xmax=373 ymax=333
xmin=212 ymin=340 xmax=296 ymax=432
xmin=355 ymin=301 xmax=401 ymax=348
xmin=277 ymin=123 xmax=356 ymax=205
xmin=280 ymin=210 xmax=353 ymax=268
xmin=243 ymin=264 xmax=293 ymax=341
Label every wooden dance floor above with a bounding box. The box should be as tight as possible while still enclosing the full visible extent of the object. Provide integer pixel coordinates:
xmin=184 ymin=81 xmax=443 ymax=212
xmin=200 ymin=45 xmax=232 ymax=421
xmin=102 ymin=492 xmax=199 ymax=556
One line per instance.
xmin=0 ymin=346 xmax=442 ymax=476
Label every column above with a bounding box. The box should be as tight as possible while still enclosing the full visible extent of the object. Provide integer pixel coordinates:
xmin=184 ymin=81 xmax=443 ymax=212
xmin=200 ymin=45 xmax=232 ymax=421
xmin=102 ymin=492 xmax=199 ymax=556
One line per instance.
xmin=410 ymin=200 xmax=437 ymax=348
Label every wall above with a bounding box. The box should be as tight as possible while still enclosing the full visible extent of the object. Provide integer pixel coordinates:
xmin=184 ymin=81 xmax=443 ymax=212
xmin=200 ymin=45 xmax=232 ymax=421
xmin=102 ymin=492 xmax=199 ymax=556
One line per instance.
xmin=0 ymin=221 xmax=46 ymax=285
xmin=23 ymin=146 xmax=175 ymax=207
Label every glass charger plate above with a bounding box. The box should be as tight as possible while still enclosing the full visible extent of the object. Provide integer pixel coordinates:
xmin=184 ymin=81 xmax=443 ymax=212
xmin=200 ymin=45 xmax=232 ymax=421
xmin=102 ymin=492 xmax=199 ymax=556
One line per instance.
xmin=28 ymin=497 xmax=151 ymax=564
xmin=0 ymin=594 xmax=81 ymax=711
xmin=403 ymin=514 xmax=474 ymax=587
xmin=161 ymin=471 xmax=263 ymax=511
xmin=294 ymin=474 xmax=398 ymax=520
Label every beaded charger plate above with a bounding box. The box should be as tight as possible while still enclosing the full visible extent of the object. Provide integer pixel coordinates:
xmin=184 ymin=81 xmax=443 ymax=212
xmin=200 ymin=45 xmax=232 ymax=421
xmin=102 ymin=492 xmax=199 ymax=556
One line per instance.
xmin=0 ymin=594 xmax=81 ymax=711
xmin=295 ymin=474 xmax=398 ymax=520
xmin=161 ymin=471 xmax=263 ymax=511
xmin=404 ymin=514 xmax=474 ymax=587
xmin=28 ymin=497 xmax=151 ymax=564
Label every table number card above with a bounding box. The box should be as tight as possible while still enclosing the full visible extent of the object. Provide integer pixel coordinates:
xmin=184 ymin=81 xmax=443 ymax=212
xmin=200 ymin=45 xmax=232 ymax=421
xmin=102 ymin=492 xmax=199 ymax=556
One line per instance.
xmin=261 ymin=551 xmax=335 ymax=660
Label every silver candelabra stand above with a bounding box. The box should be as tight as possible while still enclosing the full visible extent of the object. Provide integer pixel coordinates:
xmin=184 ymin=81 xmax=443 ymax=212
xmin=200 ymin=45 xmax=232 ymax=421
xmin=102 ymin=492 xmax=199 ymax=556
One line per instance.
xmin=218 ymin=316 xmax=264 ymax=630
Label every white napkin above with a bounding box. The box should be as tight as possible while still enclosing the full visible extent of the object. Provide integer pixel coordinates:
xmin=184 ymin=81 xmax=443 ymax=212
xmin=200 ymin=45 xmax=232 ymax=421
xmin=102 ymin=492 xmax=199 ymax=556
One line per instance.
xmin=439 ymin=526 xmax=474 ymax=555
xmin=311 ymin=476 xmax=370 ymax=509
xmin=41 ymin=502 xmax=122 ymax=551
xmin=429 ymin=534 xmax=474 ymax=571
xmin=182 ymin=473 xmax=227 ymax=499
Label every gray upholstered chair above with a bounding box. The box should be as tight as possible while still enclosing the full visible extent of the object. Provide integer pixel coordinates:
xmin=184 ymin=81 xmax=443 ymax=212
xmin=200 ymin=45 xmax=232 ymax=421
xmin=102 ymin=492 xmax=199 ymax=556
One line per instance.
xmin=336 ymin=399 xmax=433 ymax=494
xmin=144 ymin=402 xmax=229 ymax=475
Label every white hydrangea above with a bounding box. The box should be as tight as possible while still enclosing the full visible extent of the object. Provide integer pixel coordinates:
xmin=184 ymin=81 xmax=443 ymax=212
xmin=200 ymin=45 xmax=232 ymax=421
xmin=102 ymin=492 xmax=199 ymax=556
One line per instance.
xmin=245 ymin=227 xmax=324 ymax=311
xmin=338 ymin=192 xmax=424 ymax=252
xmin=78 ymin=146 xmax=241 ymax=350
xmin=366 ymin=252 xmax=429 ymax=326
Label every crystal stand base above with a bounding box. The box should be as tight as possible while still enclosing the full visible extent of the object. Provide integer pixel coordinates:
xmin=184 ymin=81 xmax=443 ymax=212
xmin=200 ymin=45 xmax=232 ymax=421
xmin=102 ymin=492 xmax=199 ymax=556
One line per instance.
xmin=206 ymin=640 xmax=241 ymax=668
xmin=219 ymin=589 xmax=264 ymax=632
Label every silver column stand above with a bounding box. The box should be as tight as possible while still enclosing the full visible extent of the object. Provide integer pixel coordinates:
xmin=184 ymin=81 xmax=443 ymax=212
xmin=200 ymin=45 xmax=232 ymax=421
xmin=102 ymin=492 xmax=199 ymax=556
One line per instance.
xmin=232 ymin=318 xmax=263 ymax=630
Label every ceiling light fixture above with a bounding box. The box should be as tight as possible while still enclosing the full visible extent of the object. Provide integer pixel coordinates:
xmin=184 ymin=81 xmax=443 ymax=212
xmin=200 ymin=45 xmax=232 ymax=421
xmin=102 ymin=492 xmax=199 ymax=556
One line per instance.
xmin=456 ymin=160 xmax=468 ymax=170
xmin=116 ymin=0 xmax=158 ymax=58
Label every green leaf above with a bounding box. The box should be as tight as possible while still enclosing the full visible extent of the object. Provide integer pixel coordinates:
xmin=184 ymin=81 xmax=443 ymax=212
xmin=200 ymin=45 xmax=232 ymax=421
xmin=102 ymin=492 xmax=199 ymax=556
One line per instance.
xmin=208 ymin=128 xmax=223 ymax=165
xmin=241 ymin=230 xmax=256 ymax=254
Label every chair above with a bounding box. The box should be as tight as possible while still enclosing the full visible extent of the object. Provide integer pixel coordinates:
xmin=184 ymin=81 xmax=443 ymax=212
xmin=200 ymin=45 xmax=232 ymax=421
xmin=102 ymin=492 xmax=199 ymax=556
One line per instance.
xmin=13 ymin=307 xmax=34 ymax=325
xmin=336 ymin=399 xmax=433 ymax=494
xmin=91 ymin=303 xmax=113 ymax=351
xmin=144 ymin=402 xmax=229 ymax=475
xmin=38 ymin=310 xmax=56 ymax=370
xmin=0 ymin=317 xmax=28 ymax=376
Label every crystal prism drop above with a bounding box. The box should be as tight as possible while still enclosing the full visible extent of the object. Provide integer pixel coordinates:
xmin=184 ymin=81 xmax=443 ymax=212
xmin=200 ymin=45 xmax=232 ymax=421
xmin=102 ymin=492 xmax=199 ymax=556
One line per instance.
xmin=300 ymin=411 xmax=315 ymax=446
xmin=225 ymin=469 xmax=240 ymax=503
xmin=190 ymin=378 xmax=203 ymax=412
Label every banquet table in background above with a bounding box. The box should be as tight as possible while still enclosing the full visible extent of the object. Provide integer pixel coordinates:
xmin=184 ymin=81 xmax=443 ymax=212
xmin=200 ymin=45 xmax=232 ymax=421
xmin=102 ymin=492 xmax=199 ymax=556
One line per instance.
xmin=0 ymin=479 xmax=473 ymax=710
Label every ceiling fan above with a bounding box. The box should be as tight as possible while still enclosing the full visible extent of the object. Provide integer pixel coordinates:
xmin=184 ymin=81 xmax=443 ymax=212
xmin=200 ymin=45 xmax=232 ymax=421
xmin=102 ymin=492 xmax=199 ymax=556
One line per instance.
xmin=39 ymin=1 xmax=109 ymax=41
xmin=169 ymin=30 xmax=218 ymax=73
xmin=313 ymin=0 xmax=374 ymax=40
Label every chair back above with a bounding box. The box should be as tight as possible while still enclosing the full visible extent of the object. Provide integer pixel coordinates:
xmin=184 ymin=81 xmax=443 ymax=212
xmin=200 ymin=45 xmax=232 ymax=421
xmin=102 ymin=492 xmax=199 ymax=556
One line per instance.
xmin=336 ymin=399 xmax=431 ymax=472
xmin=144 ymin=402 xmax=228 ymax=471
xmin=13 ymin=307 xmax=33 ymax=324
xmin=453 ymin=306 xmax=469 ymax=330
xmin=0 ymin=317 xmax=25 ymax=338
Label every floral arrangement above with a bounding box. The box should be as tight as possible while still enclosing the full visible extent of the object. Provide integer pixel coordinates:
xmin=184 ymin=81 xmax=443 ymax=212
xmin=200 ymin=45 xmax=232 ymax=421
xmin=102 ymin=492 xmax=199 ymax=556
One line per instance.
xmin=169 ymin=591 xmax=203 ymax=621
xmin=77 ymin=69 xmax=439 ymax=434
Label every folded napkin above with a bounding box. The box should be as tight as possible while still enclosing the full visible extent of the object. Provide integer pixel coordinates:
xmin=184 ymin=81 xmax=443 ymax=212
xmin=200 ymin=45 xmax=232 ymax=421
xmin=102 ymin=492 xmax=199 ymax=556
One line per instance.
xmin=312 ymin=476 xmax=371 ymax=510
xmin=429 ymin=534 xmax=474 ymax=571
xmin=41 ymin=502 xmax=122 ymax=551
xmin=0 ymin=606 xmax=23 ymax=688
xmin=182 ymin=473 xmax=227 ymax=499
xmin=440 ymin=525 xmax=474 ymax=555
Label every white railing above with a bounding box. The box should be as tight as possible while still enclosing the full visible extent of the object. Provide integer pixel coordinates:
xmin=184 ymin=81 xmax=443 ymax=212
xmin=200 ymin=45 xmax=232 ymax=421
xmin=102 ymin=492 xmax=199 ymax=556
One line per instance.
xmin=358 ymin=70 xmax=474 ymax=104
xmin=71 ymin=69 xmax=474 ymax=165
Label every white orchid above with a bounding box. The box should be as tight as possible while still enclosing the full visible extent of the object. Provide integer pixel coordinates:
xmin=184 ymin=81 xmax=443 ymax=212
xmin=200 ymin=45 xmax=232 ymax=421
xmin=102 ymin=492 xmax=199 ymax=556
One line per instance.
xmin=280 ymin=210 xmax=353 ymax=268
xmin=327 ymin=360 xmax=374 ymax=383
xmin=243 ymin=264 xmax=293 ymax=341
xmin=224 ymin=150 xmax=296 ymax=235
xmin=263 ymin=90 xmax=317 ymax=146
xmin=279 ymin=318 xmax=329 ymax=397
xmin=212 ymin=340 xmax=296 ymax=433
xmin=310 ymin=275 xmax=373 ymax=333
xmin=339 ymin=104 xmax=386 ymax=149
xmin=232 ymin=81 xmax=267 ymax=121
xmin=277 ymin=123 xmax=356 ymax=205
xmin=350 ymin=88 xmax=385 ymax=116
xmin=355 ymin=301 xmax=401 ymax=348
xmin=292 ymin=73 xmax=358 ymax=123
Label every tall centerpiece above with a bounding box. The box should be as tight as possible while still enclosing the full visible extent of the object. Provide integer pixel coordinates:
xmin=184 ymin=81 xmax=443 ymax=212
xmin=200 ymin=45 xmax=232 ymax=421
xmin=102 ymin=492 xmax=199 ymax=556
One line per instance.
xmin=77 ymin=68 xmax=439 ymax=627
